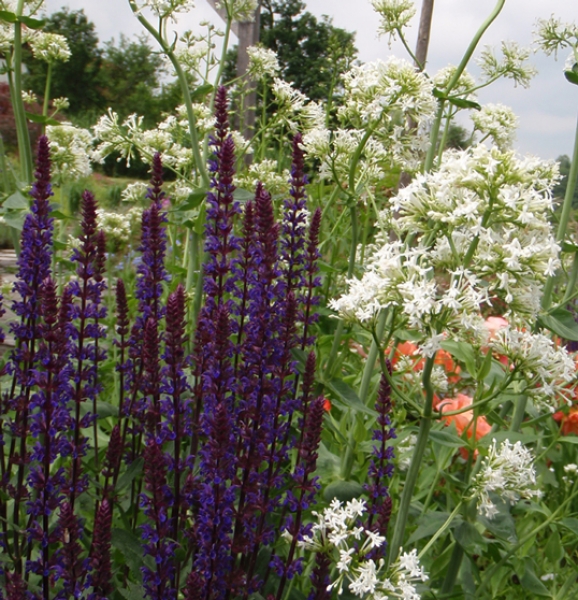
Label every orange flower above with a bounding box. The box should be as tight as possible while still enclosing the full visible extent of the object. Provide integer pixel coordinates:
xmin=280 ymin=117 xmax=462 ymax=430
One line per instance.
xmin=484 ymin=316 xmax=509 ymax=340
xmin=391 ymin=341 xmax=424 ymax=370
xmin=438 ymin=393 xmax=492 ymax=458
xmin=553 ymin=407 xmax=578 ymax=435
xmin=323 ymin=398 xmax=332 ymax=412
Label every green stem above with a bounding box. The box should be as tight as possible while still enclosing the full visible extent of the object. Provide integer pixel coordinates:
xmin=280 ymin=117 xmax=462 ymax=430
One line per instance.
xmin=424 ymin=0 xmax=505 ymax=172
xmin=12 ymin=0 xmax=33 ymax=183
xmin=563 ymin=251 xmax=578 ymax=303
xmin=542 ymin=113 xmax=578 ymax=310
xmin=358 ymin=310 xmax=388 ymax=404
xmin=510 ymin=395 xmax=527 ymax=432
xmin=388 ymin=354 xmax=436 ymax=566
xmin=127 ymin=0 xmax=209 ymax=189
xmin=42 ymin=62 xmax=53 ymax=122
xmin=418 ymin=501 xmax=463 ymax=559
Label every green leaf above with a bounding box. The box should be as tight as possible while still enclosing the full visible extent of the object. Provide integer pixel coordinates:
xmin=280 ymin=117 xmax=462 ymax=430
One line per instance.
xmin=2 ymin=211 xmax=25 ymax=231
xmin=18 ymin=15 xmax=45 ymax=29
xmin=408 ymin=512 xmax=457 ymax=544
xmin=172 ymin=190 xmax=205 ymax=212
xmin=115 ymin=457 xmax=144 ymax=492
xmin=193 ymin=200 xmax=206 ymax=235
xmin=544 ymin=528 xmax=563 ymax=563
xmin=447 ymin=96 xmax=481 ymax=110
xmin=322 ymin=480 xmax=364 ymax=503
xmin=560 ymin=517 xmax=578 ymax=536
xmin=24 ymin=112 xmax=60 ymax=126
xmin=519 ymin=559 xmax=551 ymax=597
xmin=559 ymin=436 xmax=578 ymax=444
xmin=440 ymin=340 xmax=476 ymax=376
xmin=118 ymin=582 xmax=146 ymax=600
xmin=432 ymin=87 xmax=447 ymax=100
xmin=538 ymin=307 xmax=578 ymax=341
xmin=50 ymin=210 xmax=74 ymax=221
xmin=111 ymin=530 xmax=144 ymax=584
xmin=478 ymin=350 xmax=493 ymax=381
xmin=454 ymin=521 xmax=487 ymax=554
xmin=429 ymin=429 xmax=466 ymax=448
xmin=564 ymin=63 xmax=578 ymax=86
xmin=94 ymin=401 xmax=118 ymax=419
xmin=190 ymin=83 xmax=214 ymax=102
xmin=233 ymin=188 xmax=255 ymax=202
xmin=2 ymin=191 xmax=29 ymax=209
xmin=324 ymin=378 xmax=377 ymax=416
xmin=0 ymin=9 xmax=17 ymax=22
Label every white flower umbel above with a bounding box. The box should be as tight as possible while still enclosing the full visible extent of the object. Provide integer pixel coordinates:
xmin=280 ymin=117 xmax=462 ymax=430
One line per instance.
xmin=29 ymin=32 xmax=71 ymax=63
xmin=371 ymin=0 xmax=416 ymax=45
xmin=45 ymin=124 xmax=93 ymax=182
xmin=134 ymin=0 xmax=195 ymax=19
xmin=301 ymin=499 xmax=428 ymax=598
xmin=489 ymin=327 xmax=575 ymax=411
xmin=471 ymin=103 xmax=518 ymax=150
xmin=472 ymin=439 xmax=542 ymax=519
xmin=216 ymin=0 xmax=258 ymax=21
xmin=433 ymin=65 xmax=476 ymax=97
xmin=247 ymin=45 xmax=280 ymax=78
xmin=534 ymin=16 xmax=578 ymax=58
xmin=477 ymin=41 xmax=537 ymax=88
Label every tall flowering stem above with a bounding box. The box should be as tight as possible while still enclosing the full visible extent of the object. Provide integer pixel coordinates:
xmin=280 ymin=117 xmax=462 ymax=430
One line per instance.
xmin=68 ymin=190 xmax=107 ymax=509
xmin=2 ymin=135 xmax=53 ymax=572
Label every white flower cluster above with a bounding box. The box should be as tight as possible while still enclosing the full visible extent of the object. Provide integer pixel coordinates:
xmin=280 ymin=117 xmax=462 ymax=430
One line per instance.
xmin=477 ymin=41 xmax=537 ymax=88
xmin=236 ymin=159 xmax=290 ymax=196
xmin=534 ymin=16 xmax=578 ymax=58
xmin=29 ymin=32 xmax=71 ymax=63
xmin=300 ymin=498 xmax=428 ymax=598
xmin=96 ymin=207 xmax=143 ymax=248
xmin=45 ymin=124 xmax=93 ymax=181
xmin=135 ymin=0 xmax=195 ymax=19
xmin=304 ymin=59 xmax=434 ymax=184
xmin=371 ymin=0 xmax=416 ymax=44
xmin=247 ymin=45 xmax=280 ymax=79
xmin=473 ymin=439 xmax=542 ymax=519
xmin=471 ymin=103 xmax=518 ymax=149
xmin=216 ymin=0 xmax=258 ymax=22
xmin=489 ymin=327 xmax=575 ymax=411
xmin=432 ymin=65 xmax=476 ymax=96
xmin=338 ymin=58 xmax=435 ymax=126
xmin=21 ymin=90 xmax=37 ymax=105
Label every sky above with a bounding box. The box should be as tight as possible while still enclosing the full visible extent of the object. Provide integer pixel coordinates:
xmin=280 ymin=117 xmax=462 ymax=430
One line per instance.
xmin=42 ymin=0 xmax=578 ymax=160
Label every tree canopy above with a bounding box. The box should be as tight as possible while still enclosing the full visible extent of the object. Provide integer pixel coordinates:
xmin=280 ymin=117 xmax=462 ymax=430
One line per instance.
xmin=260 ymin=0 xmax=357 ymax=102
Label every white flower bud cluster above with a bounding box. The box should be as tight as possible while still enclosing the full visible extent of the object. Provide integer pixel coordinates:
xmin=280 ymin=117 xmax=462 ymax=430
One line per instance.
xmin=216 ymin=0 xmax=258 ymax=22
xmin=370 ymin=0 xmax=416 ymax=45
xmin=247 ymin=45 xmax=280 ymax=79
xmin=300 ymin=498 xmax=428 ymax=598
xmin=477 ymin=41 xmax=537 ymax=88
xmin=135 ymin=0 xmax=195 ymax=19
xmin=236 ymin=159 xmax=291 ymax=196
xmin=471 ymin=103 xmax=518 ymax=149
xmin=534 ymin=16 xmax=578 ymax=58
xmin=45 ymin=124 xmax=93 ymax=181
xmin=96 ymin=207 xmax=143 ymax=248
xmin=29 ymin=32 xmax=71 ymax=63
xmin=489 ymin=328 xmax=575 ymax=411
xmin=473 ymin=439 xmax=542 ymax=519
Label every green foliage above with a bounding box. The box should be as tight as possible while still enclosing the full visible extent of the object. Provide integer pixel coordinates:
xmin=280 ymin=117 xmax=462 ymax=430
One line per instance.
xmin=98 ymin=34 xmax=181 ymax=128
xmin=23 ymin=8 xmax=102 ymax=118
xmin=260 ymin=0 xmax=358 ymax=102
xmin=22 ymin=9 xmax=180 ymax=128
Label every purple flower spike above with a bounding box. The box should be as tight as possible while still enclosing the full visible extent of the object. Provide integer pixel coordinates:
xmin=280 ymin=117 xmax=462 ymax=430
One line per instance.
xmin=364 ymin=364 xmax=396 ymax=553
xmin=147 ymin=152 xmax=166 ymax=206
xmin=89 ymin=499 xmax=113 ymax=599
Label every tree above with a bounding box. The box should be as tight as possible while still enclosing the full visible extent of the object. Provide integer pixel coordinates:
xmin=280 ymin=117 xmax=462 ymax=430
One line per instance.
xmin=23 ymin=8 xmax=103 ymax=119
xmin=260 ymin=0 xmax=357 ymax=102
xmin=98 ymin=35 xmax=180 ymax=128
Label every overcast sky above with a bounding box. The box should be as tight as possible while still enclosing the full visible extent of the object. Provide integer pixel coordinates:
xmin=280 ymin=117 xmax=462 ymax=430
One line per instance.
xmin=43 ymin=0 xmax=578 ymax=160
